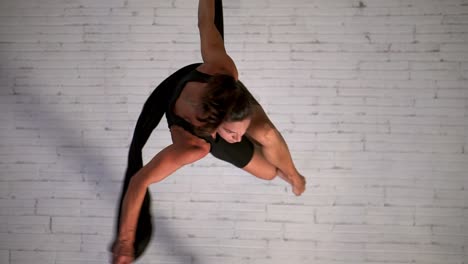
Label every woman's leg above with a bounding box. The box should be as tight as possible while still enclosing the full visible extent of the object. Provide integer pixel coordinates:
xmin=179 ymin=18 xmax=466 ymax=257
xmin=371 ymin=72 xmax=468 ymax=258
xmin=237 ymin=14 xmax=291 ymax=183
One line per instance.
xmin=242 ymin=144 xmax=277 ymax=181
xmin=246 ymin=104 xmax=306 ymax=196
xmin=242 ymin=144 xmax=299 ymax=185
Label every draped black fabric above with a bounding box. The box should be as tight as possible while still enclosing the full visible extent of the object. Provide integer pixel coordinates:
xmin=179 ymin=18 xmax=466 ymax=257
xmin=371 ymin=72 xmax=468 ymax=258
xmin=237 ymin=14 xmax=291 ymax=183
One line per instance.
xmin=113 ymin=1 xmax=225 ymax=259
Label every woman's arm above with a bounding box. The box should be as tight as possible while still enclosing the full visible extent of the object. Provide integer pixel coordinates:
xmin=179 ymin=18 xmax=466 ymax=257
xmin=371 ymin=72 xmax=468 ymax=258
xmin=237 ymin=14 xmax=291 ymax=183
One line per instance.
xmin=116 ymin=145 xmax=207 ymax=239
xmin=112 ymin=127 xmax=210 ymax=263
xmin=197 ymin=0 xmax=237 ymax=78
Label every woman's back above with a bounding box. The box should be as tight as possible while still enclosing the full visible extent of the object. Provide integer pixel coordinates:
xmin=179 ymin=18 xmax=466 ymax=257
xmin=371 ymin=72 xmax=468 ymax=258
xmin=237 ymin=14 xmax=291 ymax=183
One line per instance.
xmin=166 ymin=67 xmax=214 ymax=138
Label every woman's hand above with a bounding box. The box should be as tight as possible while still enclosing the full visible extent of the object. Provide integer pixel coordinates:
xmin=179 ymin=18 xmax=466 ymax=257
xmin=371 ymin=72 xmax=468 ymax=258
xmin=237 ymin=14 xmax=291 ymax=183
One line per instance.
xmin=111 ymin=240 xmax=134 ymax=264
xmin=112 ymin=255 xmax=133 ymax=264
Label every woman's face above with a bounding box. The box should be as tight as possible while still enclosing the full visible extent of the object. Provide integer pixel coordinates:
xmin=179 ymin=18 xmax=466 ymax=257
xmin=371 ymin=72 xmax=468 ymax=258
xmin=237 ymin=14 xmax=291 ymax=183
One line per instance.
xmin=217 ymin=118 xmax=251 ymax=143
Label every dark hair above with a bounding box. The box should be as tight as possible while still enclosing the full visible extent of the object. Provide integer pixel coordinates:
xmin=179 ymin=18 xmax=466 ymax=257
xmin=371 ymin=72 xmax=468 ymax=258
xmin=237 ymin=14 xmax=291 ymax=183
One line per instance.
xmin=195 ymin=74 xmax=256 ymax=135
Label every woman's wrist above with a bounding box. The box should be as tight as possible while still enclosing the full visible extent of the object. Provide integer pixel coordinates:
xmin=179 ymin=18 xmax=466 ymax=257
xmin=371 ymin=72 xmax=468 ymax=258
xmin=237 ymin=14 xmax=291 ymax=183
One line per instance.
xmin=198 ymin=0 xmax=215 ymax=27
xmin=112 ymin=239 xmax=134 ymax=257
xmin=117 ymin=229 xmax=135 ymax=245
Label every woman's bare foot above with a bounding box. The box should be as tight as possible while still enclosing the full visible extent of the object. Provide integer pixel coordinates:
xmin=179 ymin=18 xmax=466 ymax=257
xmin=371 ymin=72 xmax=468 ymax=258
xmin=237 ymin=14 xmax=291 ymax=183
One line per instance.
xmin=276 ymin=169 xmax=292 ymax=185
xmin=292 ymin=174 xmax=306 ymax=196
xmin=277 ymin=169 xmax=306 ymax=196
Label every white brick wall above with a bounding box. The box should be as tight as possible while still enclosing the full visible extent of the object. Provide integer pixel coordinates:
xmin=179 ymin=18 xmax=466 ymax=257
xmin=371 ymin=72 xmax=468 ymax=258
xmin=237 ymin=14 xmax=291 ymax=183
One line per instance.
xmin=1 ymin=0 xmax=467 ymax=263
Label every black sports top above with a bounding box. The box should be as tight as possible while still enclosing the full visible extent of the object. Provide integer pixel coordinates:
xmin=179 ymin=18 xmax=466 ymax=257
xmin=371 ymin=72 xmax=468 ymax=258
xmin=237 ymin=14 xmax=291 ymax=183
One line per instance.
xmin=166 ymin=68 xmax=254 ymax=168
xmin=166 ymin=69 xmax=212 ymax=140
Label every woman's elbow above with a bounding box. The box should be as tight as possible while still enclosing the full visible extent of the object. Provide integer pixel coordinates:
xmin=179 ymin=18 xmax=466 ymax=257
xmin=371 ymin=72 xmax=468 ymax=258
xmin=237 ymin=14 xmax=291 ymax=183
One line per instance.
xmin=197 ymin=19 xmax=206 ymax=29
xmin=127 ymin=173 xmax=149 ymax=195
xmin=178 ymin=145 xmax=210 ymax=166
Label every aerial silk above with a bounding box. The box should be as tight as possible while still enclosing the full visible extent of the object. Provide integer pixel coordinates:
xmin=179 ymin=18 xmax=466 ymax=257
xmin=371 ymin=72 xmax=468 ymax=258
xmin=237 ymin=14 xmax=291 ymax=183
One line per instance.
xmin=113 ymin=0 xmax=225 ymax=259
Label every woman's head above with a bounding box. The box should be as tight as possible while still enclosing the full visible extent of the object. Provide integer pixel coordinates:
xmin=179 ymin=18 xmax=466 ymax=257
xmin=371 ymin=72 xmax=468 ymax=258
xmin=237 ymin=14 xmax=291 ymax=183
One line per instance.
xmin=216 ymin=118 xmax=251 ymax=143
xmin=195 ymin=74 xmax=256 ymax=140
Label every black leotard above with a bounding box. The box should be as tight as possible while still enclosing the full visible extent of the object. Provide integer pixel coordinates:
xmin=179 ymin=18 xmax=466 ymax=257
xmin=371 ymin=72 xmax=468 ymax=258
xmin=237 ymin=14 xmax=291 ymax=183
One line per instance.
xmin=166 ymin=68 xmax=255 ymax=168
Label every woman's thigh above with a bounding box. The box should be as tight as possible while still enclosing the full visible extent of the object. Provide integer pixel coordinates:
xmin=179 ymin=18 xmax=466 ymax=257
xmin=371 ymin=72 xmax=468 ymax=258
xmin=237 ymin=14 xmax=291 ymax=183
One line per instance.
xmin=242 ymin=144 xmax=277 ymax=180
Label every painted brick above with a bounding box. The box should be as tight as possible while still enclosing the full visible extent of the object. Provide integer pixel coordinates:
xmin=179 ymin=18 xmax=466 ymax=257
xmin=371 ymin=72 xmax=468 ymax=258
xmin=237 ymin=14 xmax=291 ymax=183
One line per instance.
xmin=52 ymin=216 xmax=112 ymax=235
xmin=174 ymin=201 xmax=267 ymax=222
xmin=80 ymin=234 xmax=111 ymax=252
xmin=0 ymin=233 xmax=80 ymax=251
xmin=36 ymin=198 xmax=81 ymax=217
xmin=54 ymin=251 xmax=109 ymax=264
xmin=0 ymin=199 xmax=35 ymax=216
xmin=10 ymin=250 xmax=55 ymax=264
xmin=0 ymin=215 xmax=50 ymax=234
xmin=234 ymin=221 xmax=283 ymax=240
xmin=0 ymin=251 xmax=8 ymax=264
xmin=1 ymin=0 xmax=468 ymax=263
xmin=154 ymin=219 xmax=235 ymax=239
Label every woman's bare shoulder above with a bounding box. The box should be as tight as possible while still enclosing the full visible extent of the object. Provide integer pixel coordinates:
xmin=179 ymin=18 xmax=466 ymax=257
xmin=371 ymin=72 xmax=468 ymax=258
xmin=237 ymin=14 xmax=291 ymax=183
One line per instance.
xmin=196 ymin=62 xmax=238 ymax=80
xmin=170 ymin=125 xmax=210 ymax=151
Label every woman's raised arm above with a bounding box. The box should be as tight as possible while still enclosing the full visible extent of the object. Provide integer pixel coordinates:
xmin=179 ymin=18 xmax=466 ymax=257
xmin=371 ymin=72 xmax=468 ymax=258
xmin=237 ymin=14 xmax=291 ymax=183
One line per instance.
xmin=197 ymin=0 xmax=238 ymax=78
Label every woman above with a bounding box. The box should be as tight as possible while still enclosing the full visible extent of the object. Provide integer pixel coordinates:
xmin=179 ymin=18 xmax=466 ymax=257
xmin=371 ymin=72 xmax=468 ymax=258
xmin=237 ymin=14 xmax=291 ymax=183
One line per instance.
xmin=111 ymin=0 xmax=306 ymax=263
